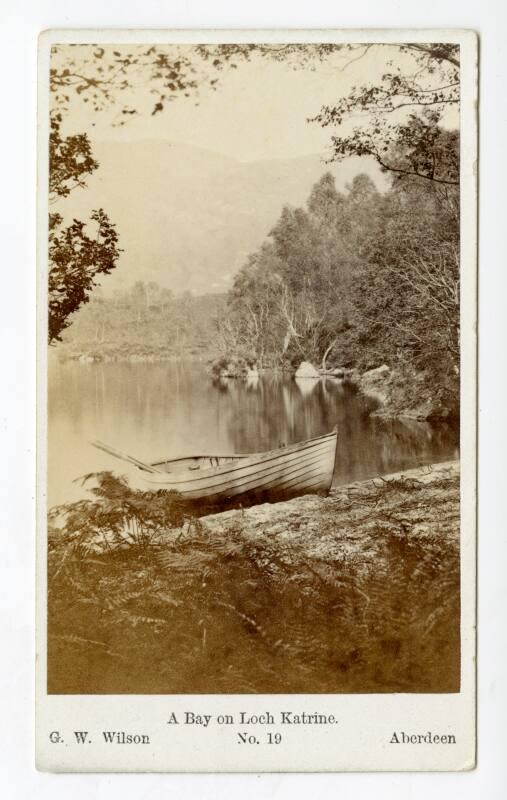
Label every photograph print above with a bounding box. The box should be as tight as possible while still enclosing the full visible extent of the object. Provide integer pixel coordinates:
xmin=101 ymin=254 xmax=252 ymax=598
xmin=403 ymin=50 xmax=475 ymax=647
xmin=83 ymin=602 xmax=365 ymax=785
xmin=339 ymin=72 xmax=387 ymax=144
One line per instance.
xmin=43 ymin=35 xmax=470 ymax=698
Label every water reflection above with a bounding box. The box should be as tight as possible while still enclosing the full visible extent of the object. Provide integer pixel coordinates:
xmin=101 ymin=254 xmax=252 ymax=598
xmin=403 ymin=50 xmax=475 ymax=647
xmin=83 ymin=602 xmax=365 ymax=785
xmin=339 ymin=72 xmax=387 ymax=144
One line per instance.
xmin=245 ymin=375 xmax=260 ymax=391
xmin=48 ymin=359 xmax=459 ymax=507
xmin=294 ymin=376 xmax=320 ymax=398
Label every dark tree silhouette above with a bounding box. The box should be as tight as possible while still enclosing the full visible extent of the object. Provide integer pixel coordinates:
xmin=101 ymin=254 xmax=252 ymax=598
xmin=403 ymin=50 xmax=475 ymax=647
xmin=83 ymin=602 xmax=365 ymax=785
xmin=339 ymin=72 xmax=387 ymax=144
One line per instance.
xmin=48 ymin=116 xmax=121 ymax=343
xmin=48 ymin=209 xmax=120 ymax=344
xmin=49 ymin=113 xmax=99 ymax=199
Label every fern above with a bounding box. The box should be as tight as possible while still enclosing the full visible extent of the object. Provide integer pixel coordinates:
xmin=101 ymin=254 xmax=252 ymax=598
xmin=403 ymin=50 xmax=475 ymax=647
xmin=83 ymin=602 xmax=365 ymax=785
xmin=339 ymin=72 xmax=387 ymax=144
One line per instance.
xmin=48 ymin=468 xmax=460 ymax=694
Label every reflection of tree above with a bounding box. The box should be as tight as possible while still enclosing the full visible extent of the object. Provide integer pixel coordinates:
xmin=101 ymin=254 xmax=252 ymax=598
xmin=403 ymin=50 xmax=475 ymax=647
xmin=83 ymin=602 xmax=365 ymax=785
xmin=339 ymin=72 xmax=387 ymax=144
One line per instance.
xmin=221 ymin=375 xmax=343 ymax=455
xmin=245 ymin=375 xmax=260 ymax=392
xmin=52 ymin=362 xmax=459 ymax=502
xmin=208 ymin=371 xmax=458 ymax=483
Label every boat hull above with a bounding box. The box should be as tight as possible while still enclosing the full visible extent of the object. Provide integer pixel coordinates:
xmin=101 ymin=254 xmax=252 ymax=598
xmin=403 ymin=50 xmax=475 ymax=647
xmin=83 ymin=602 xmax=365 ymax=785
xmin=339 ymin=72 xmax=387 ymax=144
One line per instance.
xmin=129 ymin=430 xmax=338 ymax=507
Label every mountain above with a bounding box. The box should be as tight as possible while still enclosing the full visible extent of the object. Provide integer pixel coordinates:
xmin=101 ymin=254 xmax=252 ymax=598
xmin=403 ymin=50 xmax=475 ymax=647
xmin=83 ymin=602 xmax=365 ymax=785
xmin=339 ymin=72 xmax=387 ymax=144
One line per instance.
xmin=57 ymin=139 xmax=386 ymax=295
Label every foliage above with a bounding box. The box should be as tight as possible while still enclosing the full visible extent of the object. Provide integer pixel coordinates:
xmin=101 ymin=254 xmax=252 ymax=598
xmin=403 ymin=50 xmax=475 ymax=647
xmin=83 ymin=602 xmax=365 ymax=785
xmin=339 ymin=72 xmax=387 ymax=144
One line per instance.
xmin=221 ymin=158 xmax=459 ymax=416
xmin=312 ymin=44 xmax=460 ymax=185
xmin=48 ymin=42 xmax=461 ymax=369
xmin=50 ymin=44 xmax=204 ymax=120
xmin=55 ymin=283 xmax=227 ymax=360
xmin=49 ymin=44 xmax=346 ymax=343
xmin=48 ymin=116 xmax=122 ymax=344
xmin=47 ymin=470 xmax=460 ymax=693
xmin=49 ymin=112 xmax=99 ymax=199
xmin=50 ymin=43 xmax=458 ymax=129
xmin=50 ymin=43 xmax=345 ymax=120
xmin=49 ymin=471 xmax=188 ymax=553
xmin=46 ymin=40 xmax=462 ymax=694
xmin=224 ymin=172 xmax=378 ymax=368
xmin=48 ymin=208 xmax=121 ymax=344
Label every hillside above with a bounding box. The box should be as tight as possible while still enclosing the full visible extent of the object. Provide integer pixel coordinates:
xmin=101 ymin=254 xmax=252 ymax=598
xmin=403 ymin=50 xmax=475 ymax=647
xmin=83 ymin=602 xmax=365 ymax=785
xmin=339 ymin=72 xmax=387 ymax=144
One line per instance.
xmin=55 ymin=139 xmax=385 ymax=295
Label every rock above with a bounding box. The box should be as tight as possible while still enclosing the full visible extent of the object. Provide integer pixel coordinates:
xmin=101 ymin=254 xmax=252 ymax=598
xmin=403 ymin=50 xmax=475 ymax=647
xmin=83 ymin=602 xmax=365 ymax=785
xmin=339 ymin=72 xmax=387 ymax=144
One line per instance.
xmin=344 ymin=368 xmax=361 ymax=383
xmin=318 ymin=366 xmax=345 ymax=378
xmin=295 ymin=361 xmax=320 ymax=379
xmin=362 ymin=364 xmax=390 ymax=380
xmin=358 ymin=364 xmax=391 ymax=405
xmin=193 ymin=460 xmax=459 ymax=556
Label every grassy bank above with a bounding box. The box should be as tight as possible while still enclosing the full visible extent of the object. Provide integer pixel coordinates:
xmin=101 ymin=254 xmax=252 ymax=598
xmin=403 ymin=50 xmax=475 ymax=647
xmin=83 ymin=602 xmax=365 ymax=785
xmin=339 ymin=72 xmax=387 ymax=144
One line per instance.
xmin=48 ymin=461 xmax=460 ymax=694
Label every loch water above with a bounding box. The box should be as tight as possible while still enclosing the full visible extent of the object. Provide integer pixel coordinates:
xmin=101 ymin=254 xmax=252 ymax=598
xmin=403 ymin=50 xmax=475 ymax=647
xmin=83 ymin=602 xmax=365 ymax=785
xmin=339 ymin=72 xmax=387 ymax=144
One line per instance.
xmin=48 ymin=359 xmax=459 ymax=508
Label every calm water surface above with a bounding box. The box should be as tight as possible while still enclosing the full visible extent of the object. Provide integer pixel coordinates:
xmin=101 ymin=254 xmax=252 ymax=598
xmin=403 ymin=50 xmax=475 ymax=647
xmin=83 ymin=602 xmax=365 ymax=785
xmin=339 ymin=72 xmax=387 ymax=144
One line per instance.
xmin=48 ymin=359 xmax=458 ymax=507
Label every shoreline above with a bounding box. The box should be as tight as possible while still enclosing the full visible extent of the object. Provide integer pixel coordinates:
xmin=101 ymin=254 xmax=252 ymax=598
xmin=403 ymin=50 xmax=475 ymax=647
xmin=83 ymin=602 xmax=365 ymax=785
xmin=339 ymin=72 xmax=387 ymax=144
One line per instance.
xmin=49 ymin=459 xmax=460 ymax=694
xmin=49 ymin=352 xmax=458 ymax=422
xmin=50 ymin=353 xmax=458 ymax=422
xmin=181 ymin=460 xmax=460 ymax=562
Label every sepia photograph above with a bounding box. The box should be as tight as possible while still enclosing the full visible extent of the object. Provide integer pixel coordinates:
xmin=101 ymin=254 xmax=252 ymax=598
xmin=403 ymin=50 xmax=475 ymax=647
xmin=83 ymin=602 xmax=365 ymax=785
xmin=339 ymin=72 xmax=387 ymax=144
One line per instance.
xmin=42 ymin=33 xmax=470 ymax=705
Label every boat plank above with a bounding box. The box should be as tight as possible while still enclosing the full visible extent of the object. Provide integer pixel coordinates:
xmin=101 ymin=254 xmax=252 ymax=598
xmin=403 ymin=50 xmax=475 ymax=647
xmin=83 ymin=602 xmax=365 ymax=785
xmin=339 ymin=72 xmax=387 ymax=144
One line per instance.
xmin=210 ymin=467 xmax=331 ymax=501
xmin=177 ymin=453 xmax=335 ymax=500
xmin=138 ymin=438 xmax=336 ymax=493
xmin=187 ymin=468 xmax=332 ymax=504
xmin=139 ymin=440 xmax=335 ymax=491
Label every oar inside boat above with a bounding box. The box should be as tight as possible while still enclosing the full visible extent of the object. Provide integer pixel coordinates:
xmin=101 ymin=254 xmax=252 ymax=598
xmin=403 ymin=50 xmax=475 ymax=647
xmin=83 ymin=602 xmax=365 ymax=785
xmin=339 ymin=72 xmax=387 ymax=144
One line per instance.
xmin=90 ymin=440 xmax=163 ymax=474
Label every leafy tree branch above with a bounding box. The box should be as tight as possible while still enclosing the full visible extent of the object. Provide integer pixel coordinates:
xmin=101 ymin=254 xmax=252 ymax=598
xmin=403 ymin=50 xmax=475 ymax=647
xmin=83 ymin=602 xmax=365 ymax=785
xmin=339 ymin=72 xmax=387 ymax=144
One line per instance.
xmin=48 ymin=209 xmax=121 ymax=343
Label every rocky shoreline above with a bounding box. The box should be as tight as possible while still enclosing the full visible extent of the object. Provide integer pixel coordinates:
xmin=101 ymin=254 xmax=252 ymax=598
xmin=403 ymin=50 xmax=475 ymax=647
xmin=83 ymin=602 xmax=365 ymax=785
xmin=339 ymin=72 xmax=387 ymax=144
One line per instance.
xmin=350 ymin=365 xmax=458 ymax=422
xmin=185 ymin=460 xmax=460 ymax=560
xmin=53 ymin=347 xmax=458 ymax=422
xmin=210 ymin=358 xmax=458 ymax=422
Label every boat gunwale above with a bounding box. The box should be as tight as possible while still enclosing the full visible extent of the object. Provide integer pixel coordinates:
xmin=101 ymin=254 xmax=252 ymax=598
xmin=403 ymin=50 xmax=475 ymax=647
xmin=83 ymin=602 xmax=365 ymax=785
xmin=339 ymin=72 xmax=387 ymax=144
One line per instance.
xmin=139 ymin=444 xmax=336 ymax=497
xmin=143 ymin=430 xmax=338 ymax=486
xmin=149 ymin=429 xmax=337 ymax=468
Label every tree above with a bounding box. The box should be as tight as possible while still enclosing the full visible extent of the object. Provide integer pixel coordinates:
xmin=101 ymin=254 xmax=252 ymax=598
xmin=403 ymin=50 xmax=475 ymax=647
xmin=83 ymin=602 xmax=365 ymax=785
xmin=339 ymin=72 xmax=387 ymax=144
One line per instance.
xmin=48 ymin=116 xmax=121 ymax=344
xmin=48 ymin=209 xmax=120 ymax=343
xmin=224 ymin=158 xmax=460 ymax=415
xmin=49 ymin=43 xmax=344 ymax=120
xmin=307 ymin=44 xmax=460 ymax=413
xmin=312 ymin=44 xmax=460 ymax=185
xmin=49 ymin=113 xmax=99 ymax=200
xmin=227 ymin=174 xmax=367 ymax=368
xmin=337 ymin=165 xmax=460 ymax=413
xmin=227 ymin=245 xmax=286 ymax=365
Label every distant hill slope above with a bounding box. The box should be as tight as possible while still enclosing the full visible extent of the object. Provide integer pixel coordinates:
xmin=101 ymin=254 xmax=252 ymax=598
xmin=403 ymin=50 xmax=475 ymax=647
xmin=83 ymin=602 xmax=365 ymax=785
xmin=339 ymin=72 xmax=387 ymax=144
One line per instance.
xmin=57 ymin=139 xmax=385 ymax=295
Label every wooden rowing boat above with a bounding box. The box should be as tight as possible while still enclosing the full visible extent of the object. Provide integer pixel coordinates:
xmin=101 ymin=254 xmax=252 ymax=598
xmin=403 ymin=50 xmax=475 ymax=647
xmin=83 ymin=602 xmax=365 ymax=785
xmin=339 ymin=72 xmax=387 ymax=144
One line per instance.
xmin=92 ymin=428 xmax=338 ymax=507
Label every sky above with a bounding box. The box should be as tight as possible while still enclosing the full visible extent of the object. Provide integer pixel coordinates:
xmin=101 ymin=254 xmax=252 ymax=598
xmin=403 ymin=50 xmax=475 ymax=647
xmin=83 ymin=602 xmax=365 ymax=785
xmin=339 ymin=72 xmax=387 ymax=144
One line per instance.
xmin=53 ymin=43 xmax=458 ymax=163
